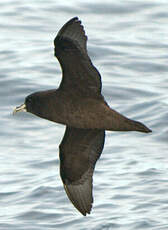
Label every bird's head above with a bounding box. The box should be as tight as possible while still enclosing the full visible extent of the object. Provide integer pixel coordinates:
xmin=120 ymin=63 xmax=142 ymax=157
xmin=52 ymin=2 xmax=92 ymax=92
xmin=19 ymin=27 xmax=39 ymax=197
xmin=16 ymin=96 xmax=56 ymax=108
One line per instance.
xmin=13 ymin=89 xmax=57 ymax=122
xmin=13 ymin=92 xmax=43 ymax=116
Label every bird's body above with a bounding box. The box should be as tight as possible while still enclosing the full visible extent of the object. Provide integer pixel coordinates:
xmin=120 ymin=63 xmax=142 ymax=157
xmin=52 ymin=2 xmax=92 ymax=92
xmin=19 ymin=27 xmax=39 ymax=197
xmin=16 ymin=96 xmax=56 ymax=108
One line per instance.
xmin=13 ymin=17 xmax=151 ymax=216
xmin=29 ymin=89 xmax=150 ymax=132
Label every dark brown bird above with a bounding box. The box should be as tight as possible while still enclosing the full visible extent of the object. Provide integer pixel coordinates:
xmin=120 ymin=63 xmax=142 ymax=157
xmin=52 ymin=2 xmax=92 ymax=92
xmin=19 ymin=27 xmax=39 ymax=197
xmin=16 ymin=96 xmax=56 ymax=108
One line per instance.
xmin=13 ymin=17 xmax=151 ymax=216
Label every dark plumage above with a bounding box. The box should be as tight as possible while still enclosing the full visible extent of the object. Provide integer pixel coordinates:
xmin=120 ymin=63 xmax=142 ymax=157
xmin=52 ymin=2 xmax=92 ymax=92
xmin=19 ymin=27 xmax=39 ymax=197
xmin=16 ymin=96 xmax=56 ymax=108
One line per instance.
xmin=13 ymin=17 xmax=152 ymax=216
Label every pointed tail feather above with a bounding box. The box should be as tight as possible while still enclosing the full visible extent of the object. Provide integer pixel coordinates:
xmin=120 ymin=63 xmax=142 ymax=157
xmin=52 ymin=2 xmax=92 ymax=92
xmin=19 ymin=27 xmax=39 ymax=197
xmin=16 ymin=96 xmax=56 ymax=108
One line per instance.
xmin=125 ymin=119 xmax=152 ymax=133
xmin=107 ymin=108 xmax=152 ymax=133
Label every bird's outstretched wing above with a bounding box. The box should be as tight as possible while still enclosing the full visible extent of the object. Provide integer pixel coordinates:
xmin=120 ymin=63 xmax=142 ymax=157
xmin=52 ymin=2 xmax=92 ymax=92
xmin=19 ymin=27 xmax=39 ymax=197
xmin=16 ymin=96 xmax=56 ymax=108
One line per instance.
xmin=59 ymin=127 xmax=105 ymax=215
xmin=54 ymin=17 xmax=102 ymax=97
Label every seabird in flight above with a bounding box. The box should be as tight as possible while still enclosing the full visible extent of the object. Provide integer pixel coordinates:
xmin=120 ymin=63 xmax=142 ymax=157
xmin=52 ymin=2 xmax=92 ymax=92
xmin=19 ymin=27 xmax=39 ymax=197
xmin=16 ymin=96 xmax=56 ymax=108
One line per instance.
xmin=13 ymin=17 xmax=151 ymax=216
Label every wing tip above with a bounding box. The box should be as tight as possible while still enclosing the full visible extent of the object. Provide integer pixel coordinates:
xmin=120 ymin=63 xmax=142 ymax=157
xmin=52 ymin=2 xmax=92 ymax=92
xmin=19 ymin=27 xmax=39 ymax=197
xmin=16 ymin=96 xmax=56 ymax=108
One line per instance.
xmin=64 ymin=182 xmax=93 ymax=216
xmin=61 ymin=17 xmax=80 ymax=29
xmin=54 ymin=16 xmax=88 ymax=57
xmin=57 ymin=16 xmax=81 ymax=37
xmin=68 ymin=16 xmax=79 ymax=23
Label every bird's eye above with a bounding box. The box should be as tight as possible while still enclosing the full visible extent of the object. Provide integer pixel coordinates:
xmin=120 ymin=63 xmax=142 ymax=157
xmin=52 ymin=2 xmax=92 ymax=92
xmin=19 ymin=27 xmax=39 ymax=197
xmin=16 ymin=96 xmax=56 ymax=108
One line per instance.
xmin=26 ymin=97 xmax=32 ymax=104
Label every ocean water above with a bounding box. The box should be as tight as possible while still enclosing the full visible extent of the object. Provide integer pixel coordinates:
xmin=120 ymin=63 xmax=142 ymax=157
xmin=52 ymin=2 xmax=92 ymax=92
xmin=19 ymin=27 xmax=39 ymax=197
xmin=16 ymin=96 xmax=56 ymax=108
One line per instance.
xmin=1 ymin=0 xmax=168 ymax=229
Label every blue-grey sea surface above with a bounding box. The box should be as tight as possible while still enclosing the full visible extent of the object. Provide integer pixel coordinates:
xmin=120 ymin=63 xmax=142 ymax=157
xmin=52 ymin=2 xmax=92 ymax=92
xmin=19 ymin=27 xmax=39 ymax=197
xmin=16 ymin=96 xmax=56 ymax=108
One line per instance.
xmin=0 ymin=0 xmax=168 ymax=229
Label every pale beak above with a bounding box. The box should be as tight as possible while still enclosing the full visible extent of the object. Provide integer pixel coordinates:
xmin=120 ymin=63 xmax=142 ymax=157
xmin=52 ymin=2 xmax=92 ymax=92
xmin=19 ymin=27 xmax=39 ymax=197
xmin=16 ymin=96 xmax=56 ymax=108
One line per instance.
xmin=13 ymin=103 xmax=27 ymax=115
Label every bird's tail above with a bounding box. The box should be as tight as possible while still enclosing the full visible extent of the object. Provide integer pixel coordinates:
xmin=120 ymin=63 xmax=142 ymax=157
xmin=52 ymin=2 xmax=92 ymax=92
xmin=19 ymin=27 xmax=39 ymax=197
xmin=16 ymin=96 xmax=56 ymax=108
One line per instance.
xmin=122 ymin=118 xmax=152 ymax=133
xmin=107 ymin=108 xmax=152 ymax=133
